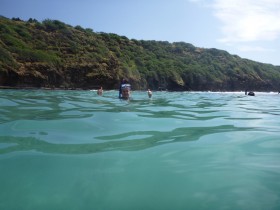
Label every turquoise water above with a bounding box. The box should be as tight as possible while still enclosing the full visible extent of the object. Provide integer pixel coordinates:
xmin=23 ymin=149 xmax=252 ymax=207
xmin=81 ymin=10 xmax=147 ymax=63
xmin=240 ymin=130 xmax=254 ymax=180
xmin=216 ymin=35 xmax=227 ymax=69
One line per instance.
xmin=0 ymin=90 xmax=280 ymax=210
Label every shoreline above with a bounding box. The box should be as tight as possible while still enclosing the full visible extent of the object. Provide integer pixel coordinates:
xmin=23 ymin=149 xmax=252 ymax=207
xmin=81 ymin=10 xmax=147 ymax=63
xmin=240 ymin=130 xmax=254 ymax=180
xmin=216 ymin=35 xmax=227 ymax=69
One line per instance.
xmin=0 ymin=86 xmax=279 ymax=94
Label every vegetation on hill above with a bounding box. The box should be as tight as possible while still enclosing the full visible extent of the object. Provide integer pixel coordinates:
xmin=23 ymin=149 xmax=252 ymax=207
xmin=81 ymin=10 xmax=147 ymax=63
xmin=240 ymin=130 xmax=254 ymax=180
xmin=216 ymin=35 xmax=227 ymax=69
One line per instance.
xmin=1 ymin=16 xmax=280 ymax=91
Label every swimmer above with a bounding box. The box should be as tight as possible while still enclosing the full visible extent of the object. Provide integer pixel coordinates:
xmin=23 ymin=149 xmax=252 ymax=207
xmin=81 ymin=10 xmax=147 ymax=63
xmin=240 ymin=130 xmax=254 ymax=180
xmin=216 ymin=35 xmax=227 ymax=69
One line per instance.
xmin=97 ymin=86 xmax=103 ymax=96
xmin=147 ymin=89 xmax=152 ymax=98
xmin=119 ymin=83 xmax=131 ymax=100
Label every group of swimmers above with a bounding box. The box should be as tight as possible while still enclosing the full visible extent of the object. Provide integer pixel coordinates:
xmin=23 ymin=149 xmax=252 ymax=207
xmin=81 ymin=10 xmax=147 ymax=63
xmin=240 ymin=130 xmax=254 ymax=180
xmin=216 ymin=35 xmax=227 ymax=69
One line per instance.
xmin=97 ymin=79 xmax=152 ymax=100
xmin=98 ymin=85 xmax=279 ymax=98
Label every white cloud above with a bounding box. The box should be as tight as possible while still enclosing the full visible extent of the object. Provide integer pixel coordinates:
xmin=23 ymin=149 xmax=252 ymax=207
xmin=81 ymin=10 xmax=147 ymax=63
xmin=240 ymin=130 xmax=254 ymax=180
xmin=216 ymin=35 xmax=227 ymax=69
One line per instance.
xmin=212 ymin=0 xmax=280 ymax=43
xmin=237 ymin=45 xmax=276 ymax=52
xmin=188 ymin=0 xmax=280 ymax=64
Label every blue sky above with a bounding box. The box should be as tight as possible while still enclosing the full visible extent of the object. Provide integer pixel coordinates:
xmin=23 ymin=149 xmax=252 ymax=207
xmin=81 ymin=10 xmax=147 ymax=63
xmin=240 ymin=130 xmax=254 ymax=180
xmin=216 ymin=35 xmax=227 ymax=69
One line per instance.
xmin=1 ymin=0 xmax=280 ymax=65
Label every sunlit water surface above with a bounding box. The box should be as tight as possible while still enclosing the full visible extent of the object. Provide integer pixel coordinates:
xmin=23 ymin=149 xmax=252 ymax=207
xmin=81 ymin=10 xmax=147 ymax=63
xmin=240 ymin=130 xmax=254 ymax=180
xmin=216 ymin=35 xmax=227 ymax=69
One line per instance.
xmin=0 ymin=90 xmax=280 ymax=210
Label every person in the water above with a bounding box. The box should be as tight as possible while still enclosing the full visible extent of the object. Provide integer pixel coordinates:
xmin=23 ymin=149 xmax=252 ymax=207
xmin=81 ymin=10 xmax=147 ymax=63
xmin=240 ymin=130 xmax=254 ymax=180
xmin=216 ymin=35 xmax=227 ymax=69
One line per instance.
xmin=245 ymin=89 xmax=255 ymax=96
xmin=119 ymin=79 xmax=131 ymax=99
xmin=147 ymin=89 xmax=152 ymax=98
xmin=119 ymin=79 xmax=126 ymax=98
xmin=120 ymin=85 xmax=131 ymax=100
xmin=97 ymin=86 xmax=103 ymax=96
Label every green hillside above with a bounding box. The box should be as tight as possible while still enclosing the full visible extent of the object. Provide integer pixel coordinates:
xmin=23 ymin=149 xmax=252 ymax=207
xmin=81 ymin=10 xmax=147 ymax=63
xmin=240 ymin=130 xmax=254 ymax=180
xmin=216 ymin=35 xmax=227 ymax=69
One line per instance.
xmin=1 ymin=16 xmax=280 ymax=91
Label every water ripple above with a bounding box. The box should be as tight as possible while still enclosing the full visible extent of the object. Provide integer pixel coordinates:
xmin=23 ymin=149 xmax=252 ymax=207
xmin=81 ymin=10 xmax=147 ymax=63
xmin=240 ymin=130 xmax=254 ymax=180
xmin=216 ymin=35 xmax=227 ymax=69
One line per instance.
xmin=0 ymin=90 xmax=280 ymax=155
xmin=0 ymin=125 xmax=254 ymax=155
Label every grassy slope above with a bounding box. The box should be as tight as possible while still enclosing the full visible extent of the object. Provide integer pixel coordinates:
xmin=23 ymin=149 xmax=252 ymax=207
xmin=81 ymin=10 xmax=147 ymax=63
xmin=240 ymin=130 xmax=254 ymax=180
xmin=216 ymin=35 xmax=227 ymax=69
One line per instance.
xmin=1 ymin=16 xmax=280 ymax=91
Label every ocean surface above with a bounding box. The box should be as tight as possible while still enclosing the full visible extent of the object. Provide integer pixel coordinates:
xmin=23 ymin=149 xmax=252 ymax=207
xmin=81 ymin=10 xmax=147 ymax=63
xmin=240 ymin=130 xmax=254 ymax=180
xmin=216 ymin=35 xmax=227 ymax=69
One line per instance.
xmin=0 ymin=89 xmax=280 ymax=210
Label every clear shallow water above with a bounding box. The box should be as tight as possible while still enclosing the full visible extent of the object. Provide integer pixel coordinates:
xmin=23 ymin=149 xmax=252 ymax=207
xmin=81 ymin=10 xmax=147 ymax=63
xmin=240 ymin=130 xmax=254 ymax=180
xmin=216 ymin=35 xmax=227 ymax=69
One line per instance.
xmin=0 ymin=90 xmax=280 ymax=210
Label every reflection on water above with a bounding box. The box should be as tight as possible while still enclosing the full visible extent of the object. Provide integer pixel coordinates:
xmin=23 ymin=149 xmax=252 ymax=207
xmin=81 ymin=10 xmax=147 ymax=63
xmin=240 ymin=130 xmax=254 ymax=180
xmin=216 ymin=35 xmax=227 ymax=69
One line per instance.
xmin=0 ymin=125 xmax=253 ymax=154
xmin=0 ymin=90 xmax=280 ymax=210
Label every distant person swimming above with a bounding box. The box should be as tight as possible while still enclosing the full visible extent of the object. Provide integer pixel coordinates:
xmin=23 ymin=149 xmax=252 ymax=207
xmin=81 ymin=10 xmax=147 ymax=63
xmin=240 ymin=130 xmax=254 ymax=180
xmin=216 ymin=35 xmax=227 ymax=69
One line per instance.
xmin=147 ymin=89 xmax=152 ymax=98
xmin=245 ymin=89 xmax=255 ymax=96
xmin=97 ymin=86 xmax=103 ymax=96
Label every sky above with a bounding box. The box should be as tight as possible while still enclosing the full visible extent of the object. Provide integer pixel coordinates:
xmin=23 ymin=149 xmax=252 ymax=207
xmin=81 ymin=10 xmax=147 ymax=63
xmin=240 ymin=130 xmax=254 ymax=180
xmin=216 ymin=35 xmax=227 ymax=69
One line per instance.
xmin=1 ymin=0 xmax=280 ymax=66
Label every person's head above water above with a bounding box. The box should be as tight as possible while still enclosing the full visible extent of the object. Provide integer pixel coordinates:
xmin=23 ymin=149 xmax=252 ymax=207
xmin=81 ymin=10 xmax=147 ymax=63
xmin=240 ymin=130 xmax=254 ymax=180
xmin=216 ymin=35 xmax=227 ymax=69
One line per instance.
xmin=120 ymin=84 xmax=131 ymax=99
